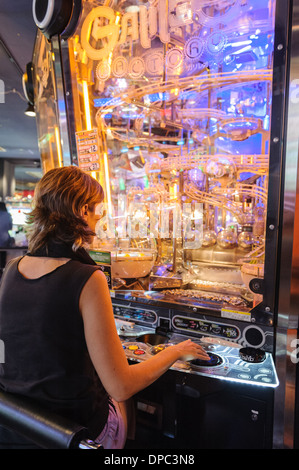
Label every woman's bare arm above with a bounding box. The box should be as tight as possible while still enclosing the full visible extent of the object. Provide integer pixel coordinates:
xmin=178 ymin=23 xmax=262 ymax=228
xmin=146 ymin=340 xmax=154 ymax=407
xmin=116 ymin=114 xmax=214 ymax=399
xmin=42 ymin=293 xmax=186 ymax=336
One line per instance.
xmin=80 ymin=270 xmax=209 ymax=402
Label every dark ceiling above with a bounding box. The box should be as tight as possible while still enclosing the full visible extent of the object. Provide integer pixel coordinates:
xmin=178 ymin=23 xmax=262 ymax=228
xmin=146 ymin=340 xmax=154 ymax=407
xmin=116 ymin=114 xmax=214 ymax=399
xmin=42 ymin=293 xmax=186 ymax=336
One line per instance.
xmin=0 ymin=1 xmax=42 ymax=186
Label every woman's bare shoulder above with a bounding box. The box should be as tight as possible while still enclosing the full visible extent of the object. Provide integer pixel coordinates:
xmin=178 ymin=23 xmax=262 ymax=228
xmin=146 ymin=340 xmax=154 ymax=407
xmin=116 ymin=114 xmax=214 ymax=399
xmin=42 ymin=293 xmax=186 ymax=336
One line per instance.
xmin=79 ymin=268 xmax=112 ymax=313
xmin=85 ymin=268 xmax=108 ymax=287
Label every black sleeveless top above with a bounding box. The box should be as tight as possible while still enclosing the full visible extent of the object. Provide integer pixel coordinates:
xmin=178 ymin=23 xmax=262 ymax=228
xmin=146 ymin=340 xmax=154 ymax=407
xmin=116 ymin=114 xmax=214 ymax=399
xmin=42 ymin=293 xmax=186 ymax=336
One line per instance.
xmin=0 ymin=256 xmax=109 ymax=438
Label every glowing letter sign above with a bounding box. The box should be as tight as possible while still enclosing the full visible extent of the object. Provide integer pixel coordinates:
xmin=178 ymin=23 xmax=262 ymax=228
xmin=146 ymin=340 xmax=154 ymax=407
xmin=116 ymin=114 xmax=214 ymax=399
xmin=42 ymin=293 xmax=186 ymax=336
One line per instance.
xmin=80 ymin=6 xmax=120 ymax=61
xmin=80 ymin=1 xmax=175 ymax=61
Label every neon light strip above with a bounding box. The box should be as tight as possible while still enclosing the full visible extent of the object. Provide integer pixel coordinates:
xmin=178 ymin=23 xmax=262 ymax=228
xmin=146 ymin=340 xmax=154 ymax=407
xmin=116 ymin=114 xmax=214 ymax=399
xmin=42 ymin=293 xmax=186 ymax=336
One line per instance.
xmin=55 ymin=126 xmax=63 ymax=167
xmin=103 ymin=151 xmax=113 ymax=216
xmin=82 ymin=80 xmax=92 ymax=131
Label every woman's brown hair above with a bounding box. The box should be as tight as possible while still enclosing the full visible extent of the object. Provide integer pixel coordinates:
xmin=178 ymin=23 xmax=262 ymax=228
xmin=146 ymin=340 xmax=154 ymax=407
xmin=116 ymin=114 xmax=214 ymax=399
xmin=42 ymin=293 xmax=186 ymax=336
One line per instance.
xmin=26 ymin=166 xmax=104 ymax=253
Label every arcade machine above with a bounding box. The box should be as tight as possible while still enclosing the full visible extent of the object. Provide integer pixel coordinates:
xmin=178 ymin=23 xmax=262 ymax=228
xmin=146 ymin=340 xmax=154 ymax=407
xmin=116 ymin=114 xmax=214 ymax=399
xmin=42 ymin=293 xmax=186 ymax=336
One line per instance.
xmin=28 ymin=0 xmax=299 ymax=448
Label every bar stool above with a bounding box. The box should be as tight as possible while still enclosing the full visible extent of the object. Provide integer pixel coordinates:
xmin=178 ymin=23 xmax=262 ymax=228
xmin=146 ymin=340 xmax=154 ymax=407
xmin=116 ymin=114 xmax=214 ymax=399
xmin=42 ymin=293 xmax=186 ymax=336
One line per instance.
xmin=0 ymin=390 xmax=103 ymax=449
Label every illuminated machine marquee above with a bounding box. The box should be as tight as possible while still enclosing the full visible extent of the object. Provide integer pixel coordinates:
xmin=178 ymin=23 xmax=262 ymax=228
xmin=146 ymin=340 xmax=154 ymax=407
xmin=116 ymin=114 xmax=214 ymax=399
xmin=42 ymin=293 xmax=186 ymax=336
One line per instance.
xmin=80 ymin=0 xmax=237 ymax=80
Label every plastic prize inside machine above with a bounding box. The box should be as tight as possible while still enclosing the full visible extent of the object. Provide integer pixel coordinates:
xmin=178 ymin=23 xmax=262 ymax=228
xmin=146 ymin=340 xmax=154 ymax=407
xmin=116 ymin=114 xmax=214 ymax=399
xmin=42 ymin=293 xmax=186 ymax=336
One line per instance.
xmin=35 ymin=0 xmax=277 ymax=315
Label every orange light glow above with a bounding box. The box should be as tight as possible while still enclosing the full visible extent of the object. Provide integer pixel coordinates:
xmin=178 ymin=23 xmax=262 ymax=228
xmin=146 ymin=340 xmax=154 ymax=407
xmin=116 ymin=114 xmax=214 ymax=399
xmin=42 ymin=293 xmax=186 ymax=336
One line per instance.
xmin=103 ymin=151 xmax=113 ymax=215
xmin=82 ymin=80 xmax=92 ymax=130
xmin=54 ymin=126 xmax=63 ymax=167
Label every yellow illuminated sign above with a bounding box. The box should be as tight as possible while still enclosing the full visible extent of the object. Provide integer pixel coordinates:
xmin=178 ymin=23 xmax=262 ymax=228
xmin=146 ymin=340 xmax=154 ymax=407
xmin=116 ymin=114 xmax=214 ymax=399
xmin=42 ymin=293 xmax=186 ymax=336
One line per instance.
xmin=80 ymin=6 xmax=120 ymax=61
xmin=80 ymin=1 xmax=172 ymax=61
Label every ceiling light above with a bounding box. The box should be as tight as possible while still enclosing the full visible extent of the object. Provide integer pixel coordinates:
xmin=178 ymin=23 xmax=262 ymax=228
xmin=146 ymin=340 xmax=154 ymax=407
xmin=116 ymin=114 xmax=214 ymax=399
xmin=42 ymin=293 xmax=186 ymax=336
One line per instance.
xmin=25 ymin=103 xmax=36 ymax=117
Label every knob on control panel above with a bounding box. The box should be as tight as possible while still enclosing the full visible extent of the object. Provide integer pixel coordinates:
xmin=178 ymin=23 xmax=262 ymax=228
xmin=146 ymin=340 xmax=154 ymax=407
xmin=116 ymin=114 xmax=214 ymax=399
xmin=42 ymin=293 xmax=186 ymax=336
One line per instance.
xmin=239 ymin=347 xmax=266 ymax=363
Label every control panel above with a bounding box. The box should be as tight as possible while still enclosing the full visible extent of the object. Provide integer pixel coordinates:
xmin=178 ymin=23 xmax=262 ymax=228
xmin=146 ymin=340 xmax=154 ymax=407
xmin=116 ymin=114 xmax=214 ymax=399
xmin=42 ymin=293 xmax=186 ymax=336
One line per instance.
xmin=172 ymin=315 xmax=241 ymax=341
xmin=111 ymin=298 xmax=274 ymax=351
xmin=113 ymin=304 xmax=157 ymax=324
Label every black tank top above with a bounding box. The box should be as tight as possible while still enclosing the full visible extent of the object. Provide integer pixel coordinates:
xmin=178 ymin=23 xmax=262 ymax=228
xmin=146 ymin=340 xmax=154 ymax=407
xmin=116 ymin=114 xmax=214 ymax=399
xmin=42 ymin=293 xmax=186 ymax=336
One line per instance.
xmin=0 ymin=257 xmax=109 ymax=438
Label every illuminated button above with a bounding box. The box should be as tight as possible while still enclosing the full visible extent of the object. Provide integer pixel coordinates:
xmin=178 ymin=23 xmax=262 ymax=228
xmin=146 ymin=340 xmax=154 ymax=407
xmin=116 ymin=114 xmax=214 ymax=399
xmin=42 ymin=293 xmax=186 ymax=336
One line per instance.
xmin=134 ymin=349 xmax=145 ymax=355
xmin=151 ymin=345 xmax=165 ymax=355
xmin=258 ymin=367 xmax=271 ymax=374
xmin=128 ymin=345 xmax=139 ymax=351
xmin=238 ymin=373 xmax=251 ymax=380
xmin=122 ymin=345 xmax=126 ymax=349
xmin=261 ymin=377 xmax=271 ymax=383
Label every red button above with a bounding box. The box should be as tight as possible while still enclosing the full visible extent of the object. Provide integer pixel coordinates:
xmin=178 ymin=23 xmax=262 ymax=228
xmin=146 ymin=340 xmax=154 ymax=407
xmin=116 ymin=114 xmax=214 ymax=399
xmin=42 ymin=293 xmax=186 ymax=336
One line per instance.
xmin=134 ymin=349 xmax=145 ymax=355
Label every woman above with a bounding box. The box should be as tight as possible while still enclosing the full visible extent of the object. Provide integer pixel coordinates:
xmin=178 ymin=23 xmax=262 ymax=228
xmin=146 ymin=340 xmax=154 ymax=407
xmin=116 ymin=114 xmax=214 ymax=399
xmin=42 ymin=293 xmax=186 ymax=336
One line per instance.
xmin=0 ymin=166 xmax=209 ymax=449
xmin=0 ymin=202 xmax=13 ymax=272
xmin=0 ymin=202 xmax=13 ymax=249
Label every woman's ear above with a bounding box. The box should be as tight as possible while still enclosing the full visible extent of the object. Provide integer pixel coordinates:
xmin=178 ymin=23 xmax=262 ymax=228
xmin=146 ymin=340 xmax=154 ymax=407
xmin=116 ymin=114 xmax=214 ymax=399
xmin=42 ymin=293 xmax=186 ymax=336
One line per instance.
xmin=81 ymin=204 xmax=89 ymax=217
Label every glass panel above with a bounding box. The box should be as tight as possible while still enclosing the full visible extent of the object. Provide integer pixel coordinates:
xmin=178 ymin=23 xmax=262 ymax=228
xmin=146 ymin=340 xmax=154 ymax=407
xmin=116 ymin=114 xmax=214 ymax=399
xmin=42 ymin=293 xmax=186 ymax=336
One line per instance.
xmin=32 ymin=30 xmax=63 ymax=173
xmin=67 ymin=0 xmax=276 ymax=312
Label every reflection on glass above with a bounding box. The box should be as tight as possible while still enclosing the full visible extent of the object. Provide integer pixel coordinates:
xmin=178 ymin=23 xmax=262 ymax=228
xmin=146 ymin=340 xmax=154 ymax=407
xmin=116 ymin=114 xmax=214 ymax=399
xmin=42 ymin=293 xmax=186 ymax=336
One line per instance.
xmin=32 ymin=31 xmax=63 ymax=173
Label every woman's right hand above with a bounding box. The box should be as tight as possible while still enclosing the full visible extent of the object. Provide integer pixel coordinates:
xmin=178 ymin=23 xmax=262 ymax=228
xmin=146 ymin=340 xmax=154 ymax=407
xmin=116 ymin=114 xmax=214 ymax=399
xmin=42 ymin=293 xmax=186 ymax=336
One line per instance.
xmin=171 ymin=339 xmax=210 ymax=362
